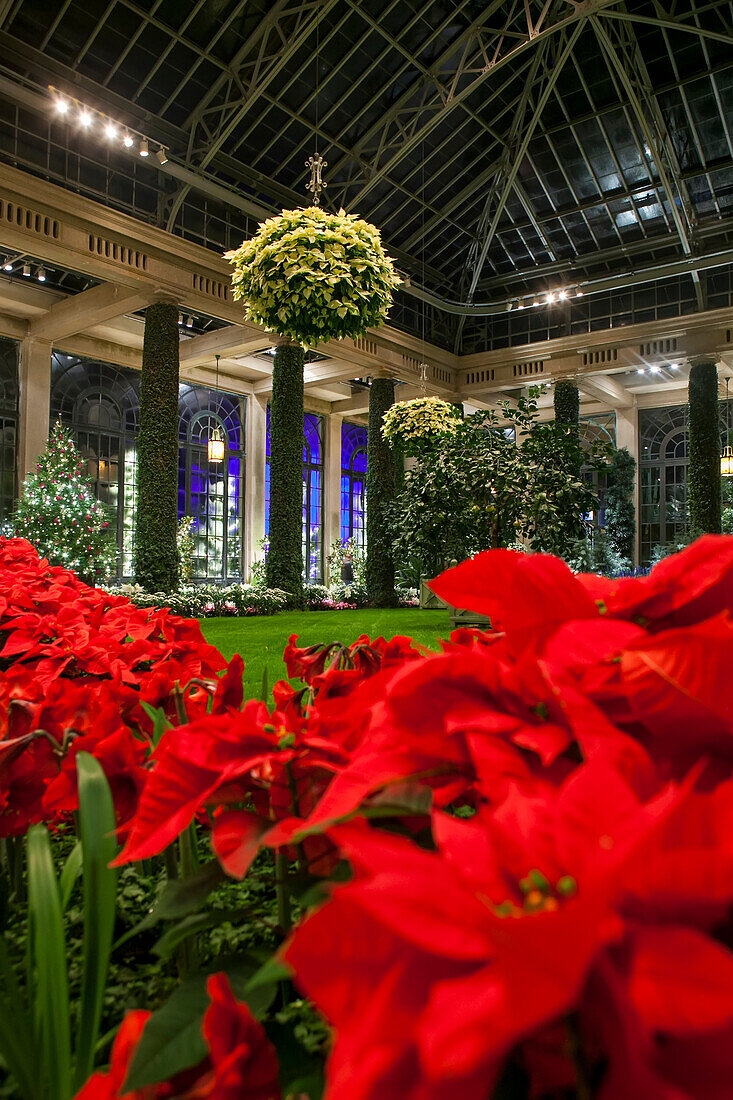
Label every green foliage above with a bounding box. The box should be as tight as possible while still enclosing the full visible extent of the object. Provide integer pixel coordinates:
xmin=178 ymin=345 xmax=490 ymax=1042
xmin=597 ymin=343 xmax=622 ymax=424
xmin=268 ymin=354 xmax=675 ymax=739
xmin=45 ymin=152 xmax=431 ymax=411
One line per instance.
xmin=134 ymin=302 xmax=180 ymax=592
xmin=176 ymin=517 xmax=196 ymax=584
xmin=366 ymin=379 xmax=397 ymax=607
xmin=387 ymin=389 xmax=597 ymax=577
xmin=722 ymin=475 xmax=733 ymax=534
xmin=605 ymin=447 xmax=636 ymax=560
xmin=688 ymin=359 xmax=721 ymax=535
xmin=0 ymin=755 xmax=118 ymax=1100
xmin=564 ymin=530 xmax=631 ymax=577
xmin=327 ymin=536 xmax=366 ymax=590
xmin=249 ymin=536 xmax=270 ymax=585
xmin=267 ymin=343 xmax=305 ymax=605
xmin=553 ymin=379 xmax=580 ymax=430
xmin=381 ymin=396 xmax=461 ymax=457
xmin=13 ymin=421 xmax=116 ymax=581
xmin=226 ymin=206 xmax=399 ymax=346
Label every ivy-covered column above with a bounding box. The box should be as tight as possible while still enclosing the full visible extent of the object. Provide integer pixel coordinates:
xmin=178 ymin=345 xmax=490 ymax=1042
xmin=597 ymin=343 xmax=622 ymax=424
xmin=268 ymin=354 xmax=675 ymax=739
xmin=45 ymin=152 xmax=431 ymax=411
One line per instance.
xmin=554 ymin=379 xmax=580 ymax=434
xmin=688 ymin=356 xmax=721 ymax=535
xmin=266 ymin=341 xmax=305 ymax=606
xmin=366 ymin=377 xmax=397 ymax=607
xmin=134 ymin=301 xmax=179 ymax=592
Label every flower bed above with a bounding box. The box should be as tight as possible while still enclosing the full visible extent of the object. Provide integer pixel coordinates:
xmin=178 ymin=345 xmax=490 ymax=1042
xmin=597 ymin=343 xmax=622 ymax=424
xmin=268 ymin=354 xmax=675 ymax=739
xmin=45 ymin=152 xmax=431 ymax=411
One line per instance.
xmin=3 ymin=534 xmax=733 ymax=1099
xmin=106 ymin=581 xmax=290 ymax=618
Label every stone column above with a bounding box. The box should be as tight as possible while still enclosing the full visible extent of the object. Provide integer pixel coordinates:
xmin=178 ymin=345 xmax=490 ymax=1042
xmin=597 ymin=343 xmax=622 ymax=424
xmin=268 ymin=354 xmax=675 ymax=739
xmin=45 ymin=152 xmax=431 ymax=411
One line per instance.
xmin=615 ymin=403 xmax=640 ymax=566
xmin=323 ymin=412 xmax=343 ymax=586
xmin=18 ymin=335 xmax=51 ymax=478
xmin=244 ymin=393 xmax=268 ymax=582
xmin=688 ymin=356 xmax=721 ymax=535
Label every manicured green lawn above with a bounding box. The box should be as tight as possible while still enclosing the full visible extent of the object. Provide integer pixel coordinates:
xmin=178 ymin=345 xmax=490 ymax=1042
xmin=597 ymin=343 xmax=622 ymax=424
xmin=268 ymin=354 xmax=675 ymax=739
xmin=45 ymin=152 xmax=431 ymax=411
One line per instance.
xmin=200 ymin=608 xmax=451 ymax=700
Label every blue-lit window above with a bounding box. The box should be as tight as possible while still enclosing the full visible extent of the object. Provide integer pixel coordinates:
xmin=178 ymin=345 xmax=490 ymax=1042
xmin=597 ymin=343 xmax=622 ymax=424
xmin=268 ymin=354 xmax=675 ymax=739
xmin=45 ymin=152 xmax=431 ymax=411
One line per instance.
xmin=178 ymin=386 xmax=245 ymax=580
xmin=341 ymin=422 xmax=367 ymax=550
xmin=265 ymin=408 xmax=324 ymax=582
xmin=51 ymin=354 xmax=245 ymax=581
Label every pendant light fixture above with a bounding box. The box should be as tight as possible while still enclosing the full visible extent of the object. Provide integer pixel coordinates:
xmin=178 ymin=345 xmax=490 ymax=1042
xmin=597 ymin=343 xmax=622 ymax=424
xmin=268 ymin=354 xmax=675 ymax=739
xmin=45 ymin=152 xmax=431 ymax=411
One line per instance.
xmin=722 ymin=376 xmax=733 ymax=477
xmin=208 ymin=354 xmax=225 ymax=463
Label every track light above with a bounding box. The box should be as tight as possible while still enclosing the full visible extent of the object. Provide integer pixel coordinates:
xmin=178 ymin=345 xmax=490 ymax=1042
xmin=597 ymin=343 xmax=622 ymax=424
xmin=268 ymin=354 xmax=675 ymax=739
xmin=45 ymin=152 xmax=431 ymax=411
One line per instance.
xmin=650 ymin=365 xmax=661 ymax=374
xmin=545 ymin=292 xmax=556 ymax=304
xmin=79 ymin=109 xmax=92 ymax=128
xmin=637 ymin=368 xmax=646 ymax=375
xmin=104 ymin=122 xmax=118 ymax=140
xmin=123 ymin=133 xmax=134 ymax=148
xmin=558 ymin=289 xmax=568 ymax=300
xmin=185 ymin=315 xmax=194 ymax=328
xmin=532 ymin=299 xmax=540 ymax=307
xmin=37 ymin=267 xmax=46 ymax=282
xmin=517 ymin=301 xmax=525 ymax=310
xmin=156 ymin=146 xmax=168 ymax=165
xmin=55 ymin=99 xmax=69 ymax=115
xmin=576 ymin=289 xmax=584 ymax=297
xmin=3 ymin=261 xmax=12 ymax=272
xmin=139 ymin=138 xmax=149 ymax=157
xmin=22 ymin=263 xmax=30 ymax=277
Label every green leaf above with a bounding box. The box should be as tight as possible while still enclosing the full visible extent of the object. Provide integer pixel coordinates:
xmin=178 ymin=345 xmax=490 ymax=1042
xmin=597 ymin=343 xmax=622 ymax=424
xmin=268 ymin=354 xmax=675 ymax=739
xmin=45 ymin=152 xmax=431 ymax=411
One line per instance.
xmin=27 ymin=825 xmax=71 ymax=1100
xmin=0 ymin=938 xmax=39 ymax=1100
xmin=58 ymin=841 xmax=83 ymax=912
xmin=123 ymin=955 xmax=275 ymax=1092
xmin=140 ymin=701 xmax=173 ymax=745
xmin=73 ymin=752 xmax=119 ymax=1092
xmin=153 ymin=859 xmax=226 ymax=922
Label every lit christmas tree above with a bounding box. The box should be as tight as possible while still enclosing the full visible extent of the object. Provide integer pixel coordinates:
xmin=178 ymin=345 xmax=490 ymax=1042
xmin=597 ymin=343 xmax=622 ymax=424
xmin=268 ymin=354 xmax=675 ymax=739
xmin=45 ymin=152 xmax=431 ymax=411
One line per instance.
xmin=13 ymin=420 xmax=117 ymax=581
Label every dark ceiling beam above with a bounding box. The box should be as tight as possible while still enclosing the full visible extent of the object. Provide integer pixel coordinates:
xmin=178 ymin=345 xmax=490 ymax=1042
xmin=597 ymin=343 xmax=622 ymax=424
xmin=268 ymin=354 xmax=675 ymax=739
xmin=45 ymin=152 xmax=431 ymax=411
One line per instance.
xmin=336 ymin=0 xmax=621 ymax=210
xmin=591 ymin=15 xmax=705 ymax=309
xmin=599 ymin=4 xmax=733 ymax=46
xmin=453 ymin=17 xmax=585 ymax=349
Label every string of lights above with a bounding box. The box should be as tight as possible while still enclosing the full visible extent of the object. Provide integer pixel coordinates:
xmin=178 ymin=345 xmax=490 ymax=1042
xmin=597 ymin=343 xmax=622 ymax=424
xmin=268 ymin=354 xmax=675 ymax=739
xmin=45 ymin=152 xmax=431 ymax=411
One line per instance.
xmin=506 ymin=287 xmax=584 ymax=311
xmin=49 ymin=86 xmax=168 ymax=165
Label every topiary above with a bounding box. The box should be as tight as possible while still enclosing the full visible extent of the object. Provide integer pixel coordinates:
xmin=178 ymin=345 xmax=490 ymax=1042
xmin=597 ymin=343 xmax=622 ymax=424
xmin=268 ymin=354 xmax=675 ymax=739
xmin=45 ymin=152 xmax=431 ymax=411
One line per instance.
xmin=688 ymin=359 xmax=721 ymax=535
xmin=366 ymin=379 xmax=397 ymax=607
xmin=226 ymin=206 xmax=399 ymax=347
xmin=605 ymin=447 xmax=636 ymax=560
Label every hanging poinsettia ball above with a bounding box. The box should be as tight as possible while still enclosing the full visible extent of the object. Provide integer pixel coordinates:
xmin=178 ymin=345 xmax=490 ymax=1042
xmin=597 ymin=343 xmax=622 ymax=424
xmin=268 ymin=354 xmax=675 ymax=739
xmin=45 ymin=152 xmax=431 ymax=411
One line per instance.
xmin=226 ymin=206 xmax=400 ymax=346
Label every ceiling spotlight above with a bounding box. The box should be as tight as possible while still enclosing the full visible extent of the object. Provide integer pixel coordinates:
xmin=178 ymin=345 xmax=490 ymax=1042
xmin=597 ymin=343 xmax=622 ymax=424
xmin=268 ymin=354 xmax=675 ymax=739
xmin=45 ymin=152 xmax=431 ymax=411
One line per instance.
xmin=185 ymin=315 xmax=194 ymax=328
xmin=79 ymin=109 xmax=92 ymax=128
xmin=532 ymin=299 xmax=540 ymax=307
xmin=3 ymin=261 xmax=12 ymax=272
xmin=123 ymin=133 xmax=134 ymax=148
xmin=55 ymin=98 xmax=69 ymax=115
xmin=139 ymin=138 xmax=149 ymax=157
xmin=545 ymin=293 xmax=556 ymax=304
xmin=670 ymin=362 xmax=679 ymax=370
xmin=558 ymin=289 xmax=568 ymax=300
xmin=156 ymin=146 xmax=169 ymax=165
xmin=650 ymin=364 xmax=661 ymax=374
xmin=506 ymin=301 xmax=513 ymax=312
xmin=576 ymin=289 xmax=584 ymax=297
xmin=37 ymin=267 xmax=46 ymax=282
xmin=22 ymin=263 xmax=31 ymax=277
xmin=517 ymin=301 xmax=525 ymax=310
xmin=104 ymin=122 xmax=118 ymax=140
xmin=637 ymin=367 xmax=646 ymax=375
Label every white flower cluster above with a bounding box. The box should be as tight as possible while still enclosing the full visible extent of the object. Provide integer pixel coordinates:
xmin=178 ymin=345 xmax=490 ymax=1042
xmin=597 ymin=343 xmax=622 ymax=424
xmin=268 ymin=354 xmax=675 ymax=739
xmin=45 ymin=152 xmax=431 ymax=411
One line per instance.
xmin=226 ymin=206 xmax=400 ymax=346
xmin=381 ymin=396 xmax=461 ymax=449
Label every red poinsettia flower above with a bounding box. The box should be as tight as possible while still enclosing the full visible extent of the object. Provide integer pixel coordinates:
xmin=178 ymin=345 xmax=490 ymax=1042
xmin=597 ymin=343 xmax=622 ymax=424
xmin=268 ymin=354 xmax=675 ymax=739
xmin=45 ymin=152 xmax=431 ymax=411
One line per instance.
xmin=285 ymin=765 xmax=733 ymax=1100
xmin=74 ymin=973 xmax=280 ymax=1099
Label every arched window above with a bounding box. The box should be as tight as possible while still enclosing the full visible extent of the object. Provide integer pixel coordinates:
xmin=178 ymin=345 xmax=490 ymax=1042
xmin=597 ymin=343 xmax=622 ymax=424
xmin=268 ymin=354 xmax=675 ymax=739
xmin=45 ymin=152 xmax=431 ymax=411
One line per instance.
xmin=51 ymin=354 xmax=140 ymax=575
xmin=0 ymin=337 xmax=18 ymax=526
xmin=178 ymin=386 xmax=245 ymax=580
xmin=580 ymin=413 xmax=617 ymax=529
xmin=51 ymin=355 xmax=245 ymax=581
xmin=303 ymin=413 xmax=324 ymax=582
xmin=265 ymin=408 xmax=325 ymax=582
xmin=639 ymin=405 xmax=689 ymax=563
xmin=341 ymin=423 xmax=367 ymax=549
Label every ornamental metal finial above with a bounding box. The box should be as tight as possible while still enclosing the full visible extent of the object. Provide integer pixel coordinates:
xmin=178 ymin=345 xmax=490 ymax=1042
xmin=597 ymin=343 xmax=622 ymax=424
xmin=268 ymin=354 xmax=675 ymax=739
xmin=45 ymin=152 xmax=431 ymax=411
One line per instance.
xmin=305 ymin=152 xmax=327 ymax=205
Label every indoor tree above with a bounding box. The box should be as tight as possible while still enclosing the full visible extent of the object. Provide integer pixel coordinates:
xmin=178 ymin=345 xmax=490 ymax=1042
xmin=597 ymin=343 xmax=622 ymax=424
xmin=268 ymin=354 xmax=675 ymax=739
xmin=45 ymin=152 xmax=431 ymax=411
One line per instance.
xmin=227 ymin=206 xmax=399 ymax=605
xmin=386 ymin=388 xmax=597 ymax=577
xmin=13 ymin=420 xmax=116 ymax=582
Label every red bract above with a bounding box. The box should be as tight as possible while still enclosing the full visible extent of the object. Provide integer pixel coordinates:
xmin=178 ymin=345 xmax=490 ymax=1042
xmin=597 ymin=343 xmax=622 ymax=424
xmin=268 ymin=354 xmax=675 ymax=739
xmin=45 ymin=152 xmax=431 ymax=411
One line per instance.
xmin=286 ymin=765 xmax=733 ymax=1099
xmin=74 ymin=973 xmax=281 ymax=1099
xmin=0 ymin=538 xmax=226 ymax=835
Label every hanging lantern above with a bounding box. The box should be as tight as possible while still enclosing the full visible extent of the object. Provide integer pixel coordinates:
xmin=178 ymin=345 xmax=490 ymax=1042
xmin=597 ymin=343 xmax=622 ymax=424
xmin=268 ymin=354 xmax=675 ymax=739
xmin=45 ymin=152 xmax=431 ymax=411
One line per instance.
xmin=722 ymin=445 xmax=733 ymax=477
xmin=208 ymin=425 xmax=225 ymax=463
xmin=208 ymin=354 xmax=225 ymax=462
